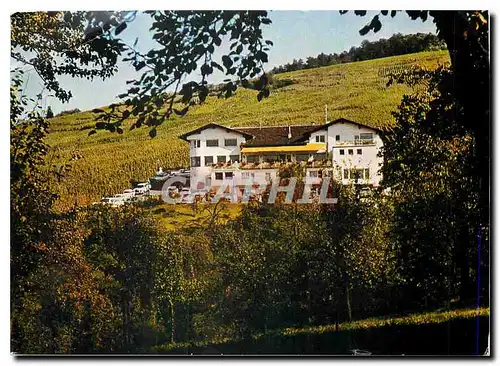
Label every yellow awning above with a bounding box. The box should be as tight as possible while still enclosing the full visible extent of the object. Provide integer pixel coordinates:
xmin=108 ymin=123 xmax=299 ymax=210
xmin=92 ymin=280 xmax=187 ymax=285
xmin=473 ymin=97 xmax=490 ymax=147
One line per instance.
xmin=241 ymin=143 xmax=326 ymax=154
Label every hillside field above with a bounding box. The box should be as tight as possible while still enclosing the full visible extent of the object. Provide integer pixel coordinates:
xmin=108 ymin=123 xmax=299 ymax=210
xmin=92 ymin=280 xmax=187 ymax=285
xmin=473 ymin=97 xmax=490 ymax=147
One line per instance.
xmin=45 ymin=50 xmax=450 ymax=210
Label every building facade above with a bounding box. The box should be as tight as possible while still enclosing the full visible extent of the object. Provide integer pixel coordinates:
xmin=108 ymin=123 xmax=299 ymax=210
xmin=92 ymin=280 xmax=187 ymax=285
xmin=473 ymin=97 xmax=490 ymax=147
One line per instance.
xmin=178 ymin=118 xmax=384 ymax=194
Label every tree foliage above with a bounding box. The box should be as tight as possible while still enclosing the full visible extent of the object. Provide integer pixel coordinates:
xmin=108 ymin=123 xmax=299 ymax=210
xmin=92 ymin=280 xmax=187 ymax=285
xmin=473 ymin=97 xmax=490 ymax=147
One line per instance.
xmin=380 ymin=64 xmax=487 ymax=308
xmin=341 ymin=9 xmax=489 ymax=226
xmin=11 ymin=11 xmax=127 ymax=102
xmin=91 ymin=11 xmax=273 ymax=136
xmin=271 ymin=32 xmax=446 ymax=74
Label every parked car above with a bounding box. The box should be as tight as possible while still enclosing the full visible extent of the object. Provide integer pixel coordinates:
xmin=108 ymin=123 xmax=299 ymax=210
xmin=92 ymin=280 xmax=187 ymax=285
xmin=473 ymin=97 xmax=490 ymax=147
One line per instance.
xmin=123 ymin=189 xmax=135 ymax=197
xmin=134 ymin=182 xmax=151 ymax=195
xmin=101 ymin=196 xmax=124 ymax=207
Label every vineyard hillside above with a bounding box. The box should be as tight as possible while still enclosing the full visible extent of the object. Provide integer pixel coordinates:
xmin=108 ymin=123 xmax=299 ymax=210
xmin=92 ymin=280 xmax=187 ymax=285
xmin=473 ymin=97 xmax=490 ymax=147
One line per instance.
xmin=45 ymin=50 xmax=450 ymax=209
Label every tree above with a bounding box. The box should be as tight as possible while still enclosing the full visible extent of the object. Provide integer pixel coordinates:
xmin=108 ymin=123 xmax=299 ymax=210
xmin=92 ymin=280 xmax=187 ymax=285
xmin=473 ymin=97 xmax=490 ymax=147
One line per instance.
xmin=341 ymin=10 xmax=489 ymax=229
xmin=380 ymin=65 xmax=486 ymax=307
xmin=11 ymin=12 xmax=127 ymax=102
xmin=10 ymin=12 xmax=129 ymax=353
xmin=46 ymin=105 xmax=54 ymax=119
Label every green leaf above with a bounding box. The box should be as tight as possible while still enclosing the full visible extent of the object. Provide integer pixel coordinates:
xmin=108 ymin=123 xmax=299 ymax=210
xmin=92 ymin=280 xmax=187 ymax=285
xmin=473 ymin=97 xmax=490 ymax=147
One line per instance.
xmin=371 ymin=15 xmax=382 ymax=33
xmin=211 ymin=61 xmax=224 ymax=72
xmin=359 ymin=25 xmax=371 ymax=36
xmin=135 ymin=61 xmax=146 ymax=71
xmin=115 ymin=22 xmax=127 ymax=35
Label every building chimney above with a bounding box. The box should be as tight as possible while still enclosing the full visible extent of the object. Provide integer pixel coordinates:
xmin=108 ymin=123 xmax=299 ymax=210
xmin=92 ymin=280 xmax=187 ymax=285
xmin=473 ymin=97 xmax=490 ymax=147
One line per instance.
xmin=288 ymin=125 xmax=292 ymax=139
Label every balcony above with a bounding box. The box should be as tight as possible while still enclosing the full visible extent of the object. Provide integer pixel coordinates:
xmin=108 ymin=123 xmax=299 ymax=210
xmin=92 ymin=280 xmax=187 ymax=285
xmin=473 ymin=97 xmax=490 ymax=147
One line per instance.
xmin=334 ymin=139 xmax=375 ymax=147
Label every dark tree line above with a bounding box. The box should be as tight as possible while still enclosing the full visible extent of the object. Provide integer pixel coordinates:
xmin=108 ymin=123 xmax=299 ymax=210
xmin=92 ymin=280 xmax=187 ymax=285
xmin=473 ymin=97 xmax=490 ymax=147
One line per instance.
xmin=270 ymin=32 xmax=446 ymax=74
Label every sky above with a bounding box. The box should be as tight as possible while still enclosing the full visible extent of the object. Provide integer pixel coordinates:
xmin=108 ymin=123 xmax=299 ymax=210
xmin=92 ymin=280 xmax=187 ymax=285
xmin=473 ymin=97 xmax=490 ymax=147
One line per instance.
xmin=14 ymin=11 xmax=438 ymax=115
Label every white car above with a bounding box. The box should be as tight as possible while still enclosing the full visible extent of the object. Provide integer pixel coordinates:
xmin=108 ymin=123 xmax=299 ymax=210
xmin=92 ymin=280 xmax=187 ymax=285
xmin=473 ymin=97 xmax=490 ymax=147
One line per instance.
xmin=134 ymin=182 xmax=151 ymax=195
xmin=101 ymin=196 xmax=124 ymax=207
xmin=123 ymin=189 xmax=135 ymax=197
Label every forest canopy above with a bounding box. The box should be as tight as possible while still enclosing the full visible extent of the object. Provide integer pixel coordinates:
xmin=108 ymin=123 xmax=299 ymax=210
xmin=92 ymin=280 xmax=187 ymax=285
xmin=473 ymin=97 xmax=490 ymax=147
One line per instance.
xmin=270 ymin=32 xmax=447 ymax=74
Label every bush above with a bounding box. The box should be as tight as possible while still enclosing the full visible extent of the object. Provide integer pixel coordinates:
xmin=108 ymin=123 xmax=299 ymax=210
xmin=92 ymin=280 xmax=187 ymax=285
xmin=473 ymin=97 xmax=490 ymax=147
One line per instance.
xmin=56 ymin=108 xmax=81 ymax=117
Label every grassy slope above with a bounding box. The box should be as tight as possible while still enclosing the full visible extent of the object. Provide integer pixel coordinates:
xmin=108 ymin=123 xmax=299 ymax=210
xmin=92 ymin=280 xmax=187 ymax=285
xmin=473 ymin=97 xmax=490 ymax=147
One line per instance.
xmin=146 ymin=202 xmax=243 ymax=231
xmin=45 ymin=50 xmax=450 ymax=210
xmin=154 ymin=307 xmax=489 ymax=354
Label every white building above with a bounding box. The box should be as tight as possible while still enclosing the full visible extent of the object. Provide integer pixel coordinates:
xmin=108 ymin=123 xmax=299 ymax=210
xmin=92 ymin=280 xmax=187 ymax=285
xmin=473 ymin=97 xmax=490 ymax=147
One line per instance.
xmin=178 ymin=118 xmax=384 ymax=194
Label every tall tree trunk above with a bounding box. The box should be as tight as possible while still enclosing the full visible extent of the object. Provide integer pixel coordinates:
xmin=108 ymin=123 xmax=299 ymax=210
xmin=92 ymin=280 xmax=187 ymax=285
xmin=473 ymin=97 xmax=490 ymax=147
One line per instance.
xmin=345 ymin=282 xmax=352 ymax=322
xmin=168 ymin=298 xmax=175 ymax=344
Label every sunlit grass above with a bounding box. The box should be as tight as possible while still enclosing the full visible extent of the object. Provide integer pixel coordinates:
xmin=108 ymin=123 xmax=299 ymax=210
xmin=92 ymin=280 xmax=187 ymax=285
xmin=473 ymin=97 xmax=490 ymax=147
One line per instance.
xmin=146 ymin=202 xmax=243 ymax=231
xmin=153 ymin=306 xmax=489 ymax=353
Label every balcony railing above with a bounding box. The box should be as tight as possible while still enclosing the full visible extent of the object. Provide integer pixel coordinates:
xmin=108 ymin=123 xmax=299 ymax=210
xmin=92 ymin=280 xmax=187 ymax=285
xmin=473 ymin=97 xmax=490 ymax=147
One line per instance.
xmin=334 ymin=139 xmax=375 ymax=146
xmin=239 ymin=160 xmax=333 ymax=170
xmin=202 ymin=160 xmax=334 ymax=171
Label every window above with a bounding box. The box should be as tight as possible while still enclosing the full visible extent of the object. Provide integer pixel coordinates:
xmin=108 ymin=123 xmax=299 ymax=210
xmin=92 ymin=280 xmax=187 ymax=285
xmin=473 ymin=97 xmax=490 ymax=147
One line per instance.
xmin=309 ymin=170 xmax=318 ymax=178
xmin=354 ymin=133 xmax=374 ymax=145
xmin=246 ymin=155 xmax=259 ymax=163
xmin=230 ymin=155 xmax=239 ymax=163
xmin=265 ymin=172 xmax=272 ymax=182
xmin=296 ymin=154 xmax=310 ymax=162
xmin=343 ymin=169 xmax=349 ymax=179
xmin=191 ymin=140 xmax=201 ymax=148
xmin=313 ymin=153 xmax=327 ymax=160
xmin=339 ymin=149 xmax=345 ymax=155
xmin=357 ymin=149 xmax=362 ymax=155
xmin=349 ymin=169 xmax=364 ymax=180
xmin=364 ymin=168 xmax=370 ymax=179
xmin=217 ymin=155 xmax=227 ymax=163
xmin=204 ymin=156 xmax=213 ymax=166
xmin=263 ymin=154 xmax=278 ymax=163
xmin=315 ymin=135 xmax=326 ymax=143
xmin=225 ymin=172 xmax=234 ymax=179
xmin=215 ymin=172 xmax=223 ymax=180
xmin=348 ymin=149 xmax=353 ymax=155
xmin=206 ymin=139 xmax=219 ymax=147
xmin=190 ymin=157 xmax=201 ymax=167
xmin=242 ymin=172 xmax=255 ymax=179
xmin=335 ymin=135 xmax=340 ymax=141
xmin=225 ymin=138 xmax=237 ymax=147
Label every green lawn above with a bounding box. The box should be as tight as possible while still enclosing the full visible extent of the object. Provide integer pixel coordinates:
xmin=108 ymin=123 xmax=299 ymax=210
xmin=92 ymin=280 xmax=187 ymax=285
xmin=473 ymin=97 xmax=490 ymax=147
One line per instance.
xmin=45 ymin=50 xmax=450 ymax=210
xmin=145 ymin=201 xmax=243 ymax=231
